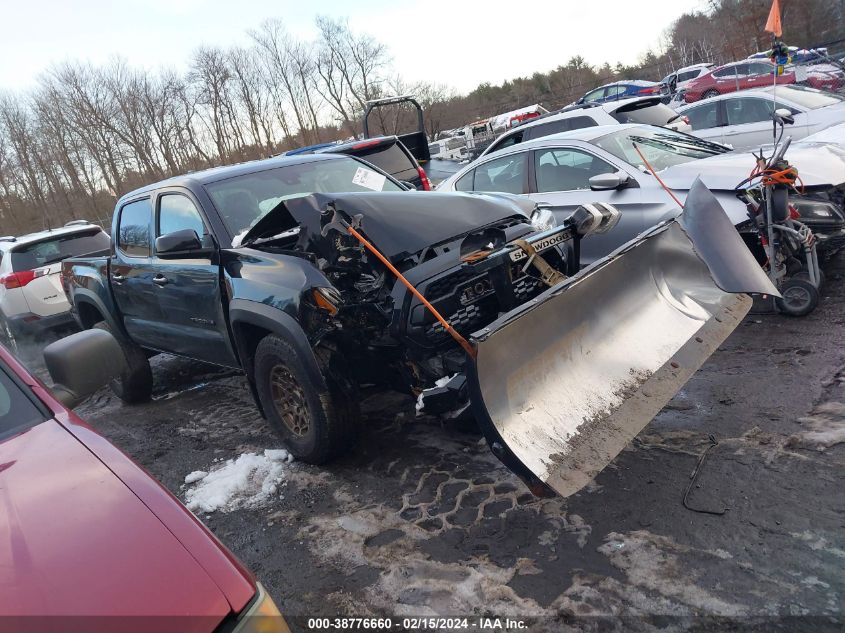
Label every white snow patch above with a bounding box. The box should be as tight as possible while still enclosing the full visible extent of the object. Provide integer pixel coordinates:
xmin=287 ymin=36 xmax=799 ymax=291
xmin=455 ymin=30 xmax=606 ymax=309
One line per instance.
xmin=788 ymin=402 xmax=845 ymax=451
xmin=415 ymin=374 xmax=457 ymax=415
xmin=184 ymin=449 xmax=293 ymax=513
xmin=184 ymin=470 xmax=208 ymax=484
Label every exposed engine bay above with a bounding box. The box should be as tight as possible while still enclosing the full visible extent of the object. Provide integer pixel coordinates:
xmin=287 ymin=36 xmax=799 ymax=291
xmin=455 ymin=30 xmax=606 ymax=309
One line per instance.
xmin=240 ymin=192 xmax=603 ymax=415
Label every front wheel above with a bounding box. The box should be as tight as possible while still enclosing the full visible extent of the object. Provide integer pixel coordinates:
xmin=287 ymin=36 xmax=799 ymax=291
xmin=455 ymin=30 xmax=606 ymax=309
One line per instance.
xmin=254 ymin=335 xmax=357 ymax=464
xmin=775 ymin=278 xmax=819 ymax=317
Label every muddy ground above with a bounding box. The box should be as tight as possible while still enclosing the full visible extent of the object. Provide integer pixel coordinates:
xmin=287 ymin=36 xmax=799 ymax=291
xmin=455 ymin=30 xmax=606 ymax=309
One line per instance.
xmin=23 ymin=259 xmax=845 ymax=632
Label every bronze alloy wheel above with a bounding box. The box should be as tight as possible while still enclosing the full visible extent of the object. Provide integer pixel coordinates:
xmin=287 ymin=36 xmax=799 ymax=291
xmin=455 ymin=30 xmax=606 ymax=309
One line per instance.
xmin=269 ymin=364 xmax=311 ymax=437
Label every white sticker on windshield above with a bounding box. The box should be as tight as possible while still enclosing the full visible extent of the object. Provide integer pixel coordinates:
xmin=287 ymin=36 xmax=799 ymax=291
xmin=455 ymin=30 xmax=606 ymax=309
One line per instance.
xmin=352 ymin=167 xmax=387 ymax=191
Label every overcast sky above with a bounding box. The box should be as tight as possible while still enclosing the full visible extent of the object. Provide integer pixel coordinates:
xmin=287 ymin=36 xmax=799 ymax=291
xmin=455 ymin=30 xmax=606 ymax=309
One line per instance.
xmin=0 ymin=0 xmax=709 ymax=94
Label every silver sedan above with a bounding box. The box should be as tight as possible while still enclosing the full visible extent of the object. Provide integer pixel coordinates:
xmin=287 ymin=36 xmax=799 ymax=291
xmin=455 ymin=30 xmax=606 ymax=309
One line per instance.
xmin=436 ymin=123 xmax=845 ymax=263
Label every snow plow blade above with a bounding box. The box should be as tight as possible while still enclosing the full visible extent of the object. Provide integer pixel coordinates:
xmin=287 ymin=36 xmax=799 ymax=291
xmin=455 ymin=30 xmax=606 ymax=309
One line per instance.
xmin=467 ymin=179 xmax=777 ymax=497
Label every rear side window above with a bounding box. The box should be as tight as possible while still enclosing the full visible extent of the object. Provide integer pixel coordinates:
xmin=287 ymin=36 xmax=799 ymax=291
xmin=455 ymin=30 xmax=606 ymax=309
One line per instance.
xmin=613 ymin=102 xmax=679 ymax=126
xmin=158 ymin=194 xmax=206 ymax=238
xmin=349 ymin=143 xmax=417 ymax=181
xmin=684 ymin=101 xmax=721 ymax=130
xmin=524 ymin=116 xmax=598 ymax=141
xmin=118 ymin=198 xmax=152 ymax=258
xmin=0 ymin=364 xmax=46 ymax=441
xmin=488 ymin=131 xmax=524 ymax=154
xmin=10 ymin=229 xmax=110 ymax=272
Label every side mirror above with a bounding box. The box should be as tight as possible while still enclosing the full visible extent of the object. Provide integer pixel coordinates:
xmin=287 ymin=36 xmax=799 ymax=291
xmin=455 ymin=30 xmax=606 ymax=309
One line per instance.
xmin=773 ymin=108 xmax=795 ymax=126
xmin=155 ymin=229 xmax=204 ymax=257
xmin=589 ymin=172 xmax=628 ymax=191
xmin=43 ymin=329 xmax=128 ymax=408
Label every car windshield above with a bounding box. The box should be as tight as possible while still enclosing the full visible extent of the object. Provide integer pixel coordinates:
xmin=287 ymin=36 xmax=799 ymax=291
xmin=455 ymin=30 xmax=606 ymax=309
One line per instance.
xmin=205 ymin=157 xmax=404 ymax=238
xmin=593 ymin=126 xmax=728 ymax=172
xmin=763 ymin=86 xmax=844 ymax=109
xmin=10 ymin=228 xmax=110 ymax=271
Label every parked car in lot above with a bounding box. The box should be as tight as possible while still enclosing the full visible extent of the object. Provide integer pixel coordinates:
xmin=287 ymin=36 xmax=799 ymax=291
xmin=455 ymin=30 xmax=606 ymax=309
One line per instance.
xmin=479 ymin=97 xmax=691 ymax=159
xmin=660 ymin=62 xmax=715 ymax=96
xmin=678 ymin=86 xmax=845 ymax=150
xmin=0 ymin=221 xmax=110 ymax=352
xmin=686 ymin=60 xmax=843 ymax=104
xmin=291 ymin=135 xmax=433 ymax=190
xmin=684 ymin=60 xmax=795 ymax=102
xmin=437 ymin=124 xmax=845 ymax=263
xmin=0 ymin=331 xmax=289 ymax=632
xmin=576 ymin=80 xmax=662 ymax=105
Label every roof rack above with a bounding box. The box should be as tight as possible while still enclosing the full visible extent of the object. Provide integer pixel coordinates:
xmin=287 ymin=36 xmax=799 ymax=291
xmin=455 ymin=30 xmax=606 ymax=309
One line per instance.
xmin=0 ymin=236 xmax=16 ymax=242
xmin=64 ymin=219 xmax=91 ymax=227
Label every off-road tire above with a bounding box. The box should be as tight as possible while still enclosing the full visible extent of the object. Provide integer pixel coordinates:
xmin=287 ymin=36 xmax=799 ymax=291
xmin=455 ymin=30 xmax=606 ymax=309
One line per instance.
xmin=254 ymin=334 xmax=357 ymax=464
xmin=702 ymin=89 xmax=720 ymax=99
xmin=775 ymin=278 xmax=819 ymax=317
xmin=93 ymin=321 xmax=153 ymax=403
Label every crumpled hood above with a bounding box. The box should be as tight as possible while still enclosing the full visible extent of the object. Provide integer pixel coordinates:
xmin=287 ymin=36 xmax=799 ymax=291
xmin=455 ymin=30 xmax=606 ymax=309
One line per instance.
xmin=0 ymin=421 xmax=231 ymax=628
xmin=660 ymin=142 xmax=845 ymax=192
xmin=243 ymin=191 xmax=533 ymax=261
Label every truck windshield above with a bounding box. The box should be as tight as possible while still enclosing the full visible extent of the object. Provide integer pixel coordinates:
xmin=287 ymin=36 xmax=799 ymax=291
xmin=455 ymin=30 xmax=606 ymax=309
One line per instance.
xmin=205 ymin=157 xmax=404 ymax=238
xmin=10 ymin=229 xmax=110 ymax=271
xmin=593 ymin=126 xmax=727 ymax=172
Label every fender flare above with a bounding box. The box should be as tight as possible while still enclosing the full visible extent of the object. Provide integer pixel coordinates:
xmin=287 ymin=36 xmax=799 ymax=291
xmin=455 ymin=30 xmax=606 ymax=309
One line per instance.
xmin=228 ymin=299 xmax=326 ymax=393
xmin=72 ymin=289 xmax=126 ymax=338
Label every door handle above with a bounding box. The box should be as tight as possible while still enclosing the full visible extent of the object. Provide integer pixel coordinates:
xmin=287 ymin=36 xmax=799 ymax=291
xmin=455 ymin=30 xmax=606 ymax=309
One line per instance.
xmin=111 ymin=273 xmax=125 ymax=283
xmin=152 ymin=275 xmax=169 ymax=286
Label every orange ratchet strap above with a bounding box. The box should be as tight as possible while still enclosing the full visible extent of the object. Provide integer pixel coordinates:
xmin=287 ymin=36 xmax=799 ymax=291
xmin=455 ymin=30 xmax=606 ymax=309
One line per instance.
xmin=345 ymin=225 xmax=477 ymax=359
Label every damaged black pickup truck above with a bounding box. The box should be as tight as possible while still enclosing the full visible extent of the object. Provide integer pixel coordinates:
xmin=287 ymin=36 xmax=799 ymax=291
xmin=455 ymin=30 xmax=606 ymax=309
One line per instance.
xmin=63 ymin=152 xmax=776 ymax=497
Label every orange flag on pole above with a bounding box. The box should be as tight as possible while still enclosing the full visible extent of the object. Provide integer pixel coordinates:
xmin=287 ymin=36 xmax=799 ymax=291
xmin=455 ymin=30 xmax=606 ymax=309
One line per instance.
xmin=765 ymin=0 xmax=783 ymax=37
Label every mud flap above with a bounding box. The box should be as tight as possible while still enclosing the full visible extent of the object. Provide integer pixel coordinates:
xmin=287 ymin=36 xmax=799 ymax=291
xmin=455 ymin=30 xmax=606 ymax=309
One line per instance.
xmin=467 ymin=179 xmax=778 ymax=497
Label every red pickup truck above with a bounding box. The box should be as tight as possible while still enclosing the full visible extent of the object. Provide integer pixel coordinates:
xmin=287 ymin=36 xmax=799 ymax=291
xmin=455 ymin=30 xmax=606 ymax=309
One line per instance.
xmin=0 ymin=331 xmax=290 ymax=633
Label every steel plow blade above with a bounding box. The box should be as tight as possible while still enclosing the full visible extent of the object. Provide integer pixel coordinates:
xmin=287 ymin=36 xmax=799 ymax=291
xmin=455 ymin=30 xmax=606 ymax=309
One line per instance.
xmin=467 ymin=180 xmax=777 ymax=497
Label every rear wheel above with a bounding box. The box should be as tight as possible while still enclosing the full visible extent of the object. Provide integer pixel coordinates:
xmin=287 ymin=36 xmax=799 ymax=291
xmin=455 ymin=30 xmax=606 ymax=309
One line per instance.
xmin=254 ymin=335 xmax=357 ymax=464
xmin=93 ymin=321 xmax=153 ymax=403
xmin=775 ymin=278 xmax=819 ymax=317
xmin=702 ymin=88 xmax=719 ymax=99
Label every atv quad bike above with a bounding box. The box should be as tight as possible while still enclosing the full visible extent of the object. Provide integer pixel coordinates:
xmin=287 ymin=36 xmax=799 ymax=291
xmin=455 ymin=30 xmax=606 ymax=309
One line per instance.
xmin=240 ymin=181 xmax=776 ymax=497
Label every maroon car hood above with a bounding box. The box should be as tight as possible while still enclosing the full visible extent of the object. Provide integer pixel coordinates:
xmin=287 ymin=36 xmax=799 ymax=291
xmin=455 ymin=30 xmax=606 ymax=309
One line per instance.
xmin=0 ymin=420 xmax=231 ymax=630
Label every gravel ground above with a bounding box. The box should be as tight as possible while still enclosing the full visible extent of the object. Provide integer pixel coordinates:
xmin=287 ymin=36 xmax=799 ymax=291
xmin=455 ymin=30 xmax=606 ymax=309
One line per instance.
xmin=28 ymin=257 xmax=845 ymax=632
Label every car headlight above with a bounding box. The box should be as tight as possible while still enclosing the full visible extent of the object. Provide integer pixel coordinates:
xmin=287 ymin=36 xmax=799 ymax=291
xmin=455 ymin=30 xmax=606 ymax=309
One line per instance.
xmin=571 ymin=202 xmax=622 ymax=236
xmin=791 ymin=198 xmax=842 ymax=221
xmin=231 ymin=583 xmax=291 ymax=633
xmin=530 ymin=206 xmax=558 ymax=231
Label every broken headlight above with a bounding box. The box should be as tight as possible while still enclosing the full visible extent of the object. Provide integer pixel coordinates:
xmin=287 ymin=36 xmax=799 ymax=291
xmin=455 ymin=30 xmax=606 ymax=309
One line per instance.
xmin=530 ymin=206 xmax=558 ymax=232
xmin=790 ymin=198 xmax=842 ymax=222
xmin=571 ymin=202 xmax=622 ymax=236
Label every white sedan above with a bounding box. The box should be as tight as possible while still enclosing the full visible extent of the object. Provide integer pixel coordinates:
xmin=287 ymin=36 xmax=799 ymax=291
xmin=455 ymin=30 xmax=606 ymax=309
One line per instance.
xmin=678 ymin=85 xmax=845 ymax=150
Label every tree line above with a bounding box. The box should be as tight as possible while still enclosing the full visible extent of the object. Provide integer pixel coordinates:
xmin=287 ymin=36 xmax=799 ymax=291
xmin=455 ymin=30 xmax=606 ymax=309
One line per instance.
xmin=1 ymin=0 xmax=843 ymax=233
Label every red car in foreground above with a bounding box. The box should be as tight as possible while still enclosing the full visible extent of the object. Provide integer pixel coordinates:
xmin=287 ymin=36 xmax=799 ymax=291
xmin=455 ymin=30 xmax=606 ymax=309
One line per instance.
xmin=0 ymin=331 xmax=290 ymax=633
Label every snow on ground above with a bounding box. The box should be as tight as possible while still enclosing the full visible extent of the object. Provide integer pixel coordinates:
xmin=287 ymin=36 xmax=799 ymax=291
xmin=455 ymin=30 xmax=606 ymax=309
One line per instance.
xmin=184 ymin=449 xmax=294 ymax=513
